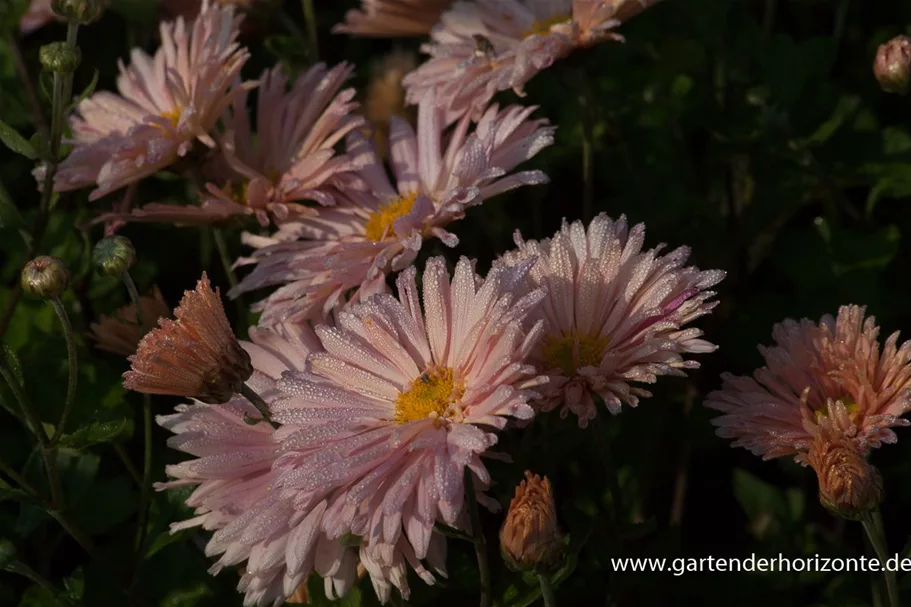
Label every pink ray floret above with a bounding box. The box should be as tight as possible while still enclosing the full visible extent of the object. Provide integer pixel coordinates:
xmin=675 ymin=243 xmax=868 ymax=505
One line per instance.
xmin=334 ymin=0 xmax=455 ymax=37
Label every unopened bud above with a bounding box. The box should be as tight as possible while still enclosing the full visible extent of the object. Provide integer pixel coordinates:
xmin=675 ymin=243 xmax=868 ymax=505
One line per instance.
xmin=51 ymin=0 xmax=106 ymax=24
xmin=874 ymin=35 xmax=911 ymax=95
xmin=39 ymin=42 xmax=81 ymax=74
xmin=21 ymin=256 xmax=68 ymax=299
xmin=499 ymin=471 xmax=564 ymax=572
xmin=93 ymin=235 xmax=135 ymax=277
xmin=807 ymin=434 xmax=883 ymax=520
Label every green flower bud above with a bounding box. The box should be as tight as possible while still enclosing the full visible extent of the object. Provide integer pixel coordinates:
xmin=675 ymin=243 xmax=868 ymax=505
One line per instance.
xmin=21 ymin=256 xmax=69 ymax=299
xmin=51 ymin=0 xmax=106 ymax=24
xmin=93 ymin=235 xmax=136 ymax=277
xmin=874 ymin=35 xmax=911 ymax=95
xmin=39 ymin=42 xmax=81 ymax=74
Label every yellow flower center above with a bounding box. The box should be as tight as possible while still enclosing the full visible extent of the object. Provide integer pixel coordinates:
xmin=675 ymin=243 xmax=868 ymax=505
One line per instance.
xmin=161 ymin=107 xmax=182 ymax=126
xmin=394 ymin=366 xmax=464 ymax=424
xmin=364 ymin=191 xmax=419 ymax=242
xmin=540 ymin=332 xmax=609 ymax=376
xmin=522 ymin=13 xmax=571 ymax=39
xmin=814 ymin=398 xmax=860 ymax=422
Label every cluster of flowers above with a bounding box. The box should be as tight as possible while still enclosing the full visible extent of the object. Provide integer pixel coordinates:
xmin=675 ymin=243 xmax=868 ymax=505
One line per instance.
xmin=28 ymin=0 xmax=911 ymax=605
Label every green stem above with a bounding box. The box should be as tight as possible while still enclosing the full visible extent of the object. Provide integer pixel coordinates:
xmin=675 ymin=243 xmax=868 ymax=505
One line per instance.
xmin=121 ymin=271 xmax=143 ymax=328
xmin=134 ymin=394 xmax=152 ymax=555
xmin=240 ymin=384 xmax=278 ymax=429
xmin=212 ymin=227 xmax=237 ymax=290
xmin=301 ymin=0 xmax=318 ymax=62
xmin=465 ymin=471 xmax=491 ymax=607
xmin=113 ymin=443 xmax=142 ymax=488
xmin=537 ymin=572 xmax=557 ymax=607
xmin=49 ymin=296 xmax=78 ymax=444
xmin=861 ymin=509 xmax=899 ymax=607
xmin=0 ymin=351 xmax=63 ymax=509
xmin=0 ymin=458 xmax=37 ymax=496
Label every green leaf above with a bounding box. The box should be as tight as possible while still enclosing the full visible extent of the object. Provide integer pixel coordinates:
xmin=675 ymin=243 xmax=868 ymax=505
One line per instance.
xmin=69 ymin=69 xmax=99 ymax=112
xmin=70 ymin=476 xmax=135 ymax=534
xmin=733 ymin=469 xmax=790 ymax=540
xmin=1 ymin=345 xmax=25 ymax=388
xmin=0 ymin=486 xmax=35 ymax=504
xmin=0 ymin=118 xmax=37 ymax=160
xmin=57 ymin=417 xmax=134 ymax=449
xmin=0 ymin=538 xmax=16 ymax=569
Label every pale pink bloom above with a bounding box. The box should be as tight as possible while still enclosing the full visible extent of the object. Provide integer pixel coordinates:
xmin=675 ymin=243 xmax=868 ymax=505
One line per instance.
xmin=706 ymin=305 xmax=911 ymax=462
xmin=47 ymin=0 xmax=253 ymax=200
xmin=88 ymin=285 xmax=171 ymax=356
xmin=497 ymin=213 xmax=724 ymax=427
xmin=98 ymin=63 xmax=363 ymax=227
xmin=229 ymin=94 xmax=554 ymax=325
xmin=403 ymin=0 xmax=663 ymax=123
xmin=20 ymin=0 xmax=58 ymax=35
xmin=334 ymin=0 xmax=454 ymax=37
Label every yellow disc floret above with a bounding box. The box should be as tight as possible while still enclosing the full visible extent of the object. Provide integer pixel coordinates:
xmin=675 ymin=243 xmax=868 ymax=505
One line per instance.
xmin=522 ymin=14 xmax=571 ymax=39
xmin=540 ymin=332 xmax=609 ymax=376
xmin=394 ymin=366 xmax=464 ymax=424
xmin=364 ymin=191 xmax=419 ymax=242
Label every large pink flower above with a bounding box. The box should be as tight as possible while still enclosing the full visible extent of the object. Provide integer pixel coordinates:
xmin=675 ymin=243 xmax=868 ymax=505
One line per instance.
xmin=497 ymin=213 xmax=724 ymax=427
xmin=403 ymin=0 xmax=663 ymax=123
xmin=229 ymin=94 xmax=554 ymax=324
xmin=100 ymin=63 xmax=363 ymax=227
xmin=20 ymin=0 xmax=58 ymax=35
xmin=706 ymin=305 xmax=911 ymax=462
xmin=334 ymin=0 xmax=454 ymax=37
xmin=48 ymin=0 xmax=253 ymax=200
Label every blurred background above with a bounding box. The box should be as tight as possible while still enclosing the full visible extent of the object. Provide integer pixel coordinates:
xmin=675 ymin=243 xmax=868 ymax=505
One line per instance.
xmin=3 ymin=0 xmax=911 ymax=605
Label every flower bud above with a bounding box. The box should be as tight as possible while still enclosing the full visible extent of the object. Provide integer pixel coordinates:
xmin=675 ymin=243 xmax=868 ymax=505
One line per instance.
xmin=21 ymin=256 xmax=68 ymax=300
xmin=51 ymin=0 xmax=106 ymax=24
xmin=499 ymin=471 xmax=564 ymax=572
xmin=93 ymin=235 xmax=135 ymax=277
xmin=807 ymin=433 xmax=883 ymax=520
xmin=874 ymin=35 xmax=911 ymax=95
xmin=39 ymin=42 xmax=81 ymax=74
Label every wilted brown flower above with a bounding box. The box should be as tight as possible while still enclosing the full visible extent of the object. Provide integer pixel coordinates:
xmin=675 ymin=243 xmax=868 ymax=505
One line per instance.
xmin=88 ymin=286 xmax=170 ymax=356
xmin=123 ymin=273 xmax=252 ymax=403
xmin=499 ymin=471 xmax=563 ymax=572
xmin=874 ymin=35 xmax=911 ymax=94
xmin=365 ymin=49 xmax=417 ymax=158
xmin=807 ymin=422 xmax=884 ymax=520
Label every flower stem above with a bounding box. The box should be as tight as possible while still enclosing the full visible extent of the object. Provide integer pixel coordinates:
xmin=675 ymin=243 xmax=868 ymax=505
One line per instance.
xmin=301 ymin=0 xmax=318 ymax=62
xmin=134 ymin=394 xmax=153 ymax=555
xmin=240 ymin=383 xmax=279 ymax=429
xmin=861 ymin=509 xmax=899 ymax=607
xmin=0 ymin=350 xmax=63 ymax=509
xmin=537 ymin=572 xmax=557 ymax=607
xmin=49 ymin=296 xmax=78 ymax=444
xmin=211 ymin=227 xmax=246 ymax=331
xmin=121 ymin=270 xmax=144 ymax=327
xmin=465 ymin=471 xmax=491 ymax=607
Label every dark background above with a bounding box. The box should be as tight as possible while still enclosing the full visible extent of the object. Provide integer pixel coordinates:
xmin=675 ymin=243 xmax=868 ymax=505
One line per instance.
xmin=2 ymin=0 xmax=911 ymax=605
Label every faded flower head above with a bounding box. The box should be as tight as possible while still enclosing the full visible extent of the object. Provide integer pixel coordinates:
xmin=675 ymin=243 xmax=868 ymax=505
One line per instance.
xmin=88 ymin=286 xmax=170 ymax=356
xmin=366 ymin=49 xmax=417 ymax=159
xmin=334 ymin=0 xmax=454 ymax=37
xmin=497 ymin=213 xmax=724 ymax=427
xmin=806 ymin=418 xmax=884 ymax=519
xmin=403 ymin=0 xmax=663 ymax=123
xmin=229 ymin=94 xmax=554 ymax=325
xmin=103 ymin=63 xmax=363 ymax=228
xmin=124 ymin=272 xmax=252 ymax=403
xmin=46 ymin=0 xmax=253 ymax=200
xmin=874 ymin=35 xmax=911 ymax=95
xmin=159 ymin=257 xmax=546 ymax=604
xmin=500 ymin=471 xmax=563 ymax=572
xmin=706 ymin=305 xmax=911 ymax=463
xmin=21 ymin=256 xmax=69 ymax=299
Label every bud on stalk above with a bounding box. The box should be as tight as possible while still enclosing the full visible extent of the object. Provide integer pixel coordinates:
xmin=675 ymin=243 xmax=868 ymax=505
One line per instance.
xmin=874 ymin=35 xmax=911 ymax=95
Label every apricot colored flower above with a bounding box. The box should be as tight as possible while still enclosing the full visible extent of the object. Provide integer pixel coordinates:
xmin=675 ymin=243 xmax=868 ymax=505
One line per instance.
xmin=102 ymin=63 xmax=362 ymax=227
xmin=229 ymin=95 xmax=553 ymax=325
xmin=497 ymin=213 xmax=724 ymax=427
xmin=47 ymin=0 xmax=253 ymax=200
xmin=124 ymin=273 xmax=252 ymax=404
xmin=500 ymin=471 xmax=563 ymax=571
xmin=334 ymin=0 xmax=454 ymax=37
xmin=706 ymin=305 xmax=911 ymax=461
xmin=88 ymin=285 xmax=170 ymax=356
xmin=403 ymin=0 xmax=663 ymax=122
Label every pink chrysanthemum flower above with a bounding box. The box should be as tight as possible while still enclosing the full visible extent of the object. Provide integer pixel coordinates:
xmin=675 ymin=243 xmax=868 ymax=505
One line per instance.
xmin=497 ymin=213 xmax=724 ymax=427
xmin=88 ymin=285 xmax=171 ymax=356
xmin=20 ymin=0 xmax=58 ymax=35
xmin=334 ymin=0 xmax=454 ymax=37
xmin=229 ymin=94 xmax=554 ymax=324
xmin=47 ymin=0 xmax=253 ymax=200
xmin=403 ymin=0 xmax=663 ymax=123
xmin=98 ymin=63 xmax=363 ymax=227
xmin=706 ymin=305 xmax=911 ymax=462
xmin=159 ymin=257 xmax=546 ymax=605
